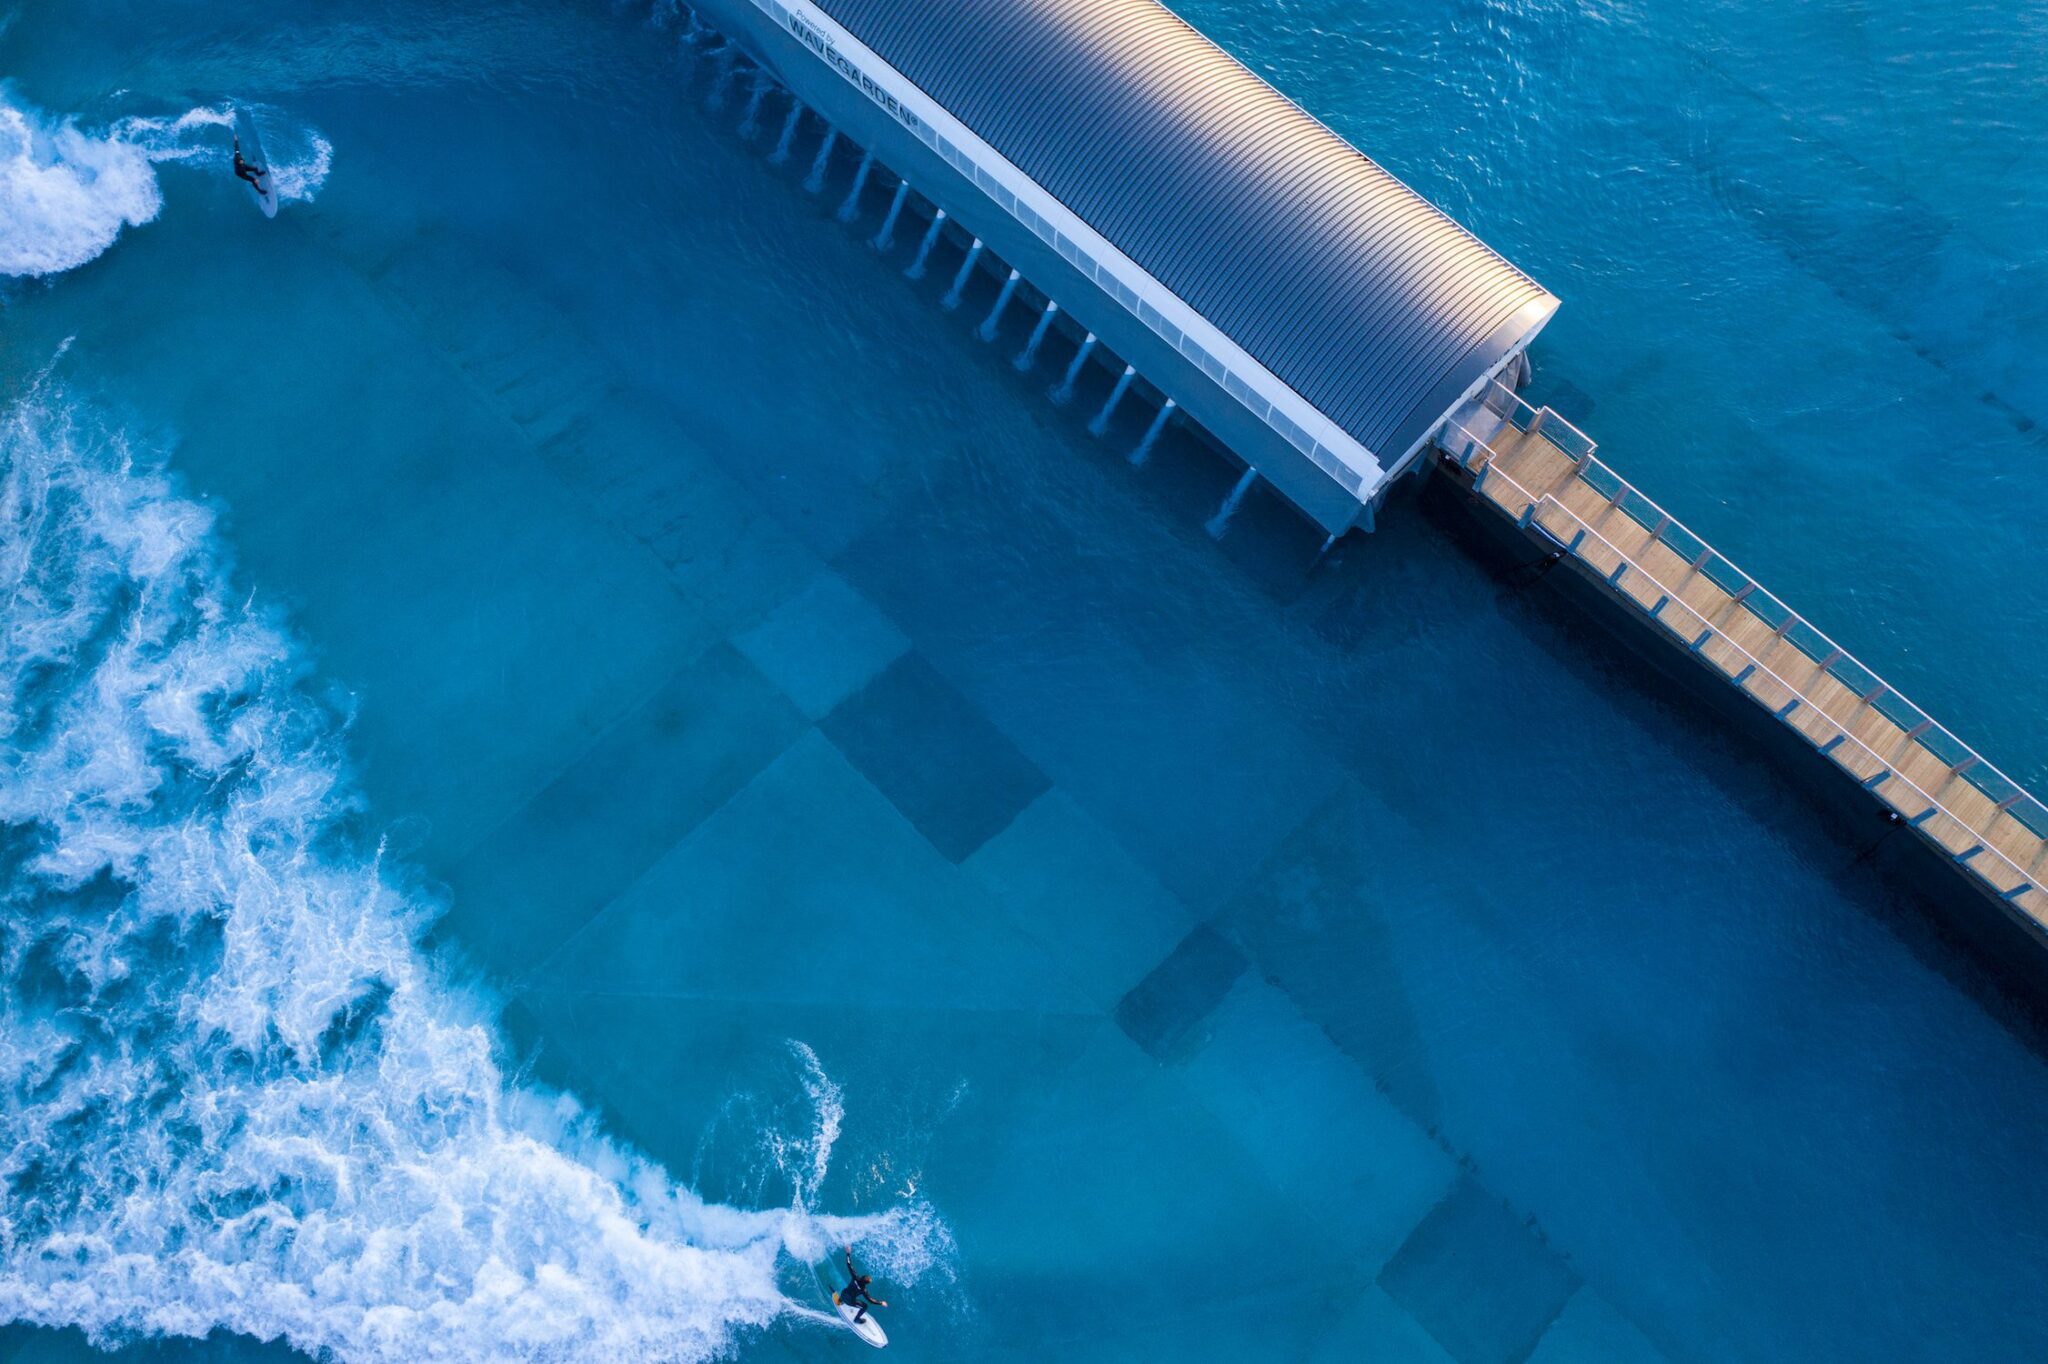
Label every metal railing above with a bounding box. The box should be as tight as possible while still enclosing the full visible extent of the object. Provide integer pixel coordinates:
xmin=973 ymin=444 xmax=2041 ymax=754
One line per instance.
xmin=1480 ymin=378 xmax=1598 ymax=461
xmin=1446 ymin=405 xmax=2048 ymax=833
xmin=766 ymin=0 xmax=1380 ymax=499
xmin=1445 ymin=414 xmax=2046 ymax=902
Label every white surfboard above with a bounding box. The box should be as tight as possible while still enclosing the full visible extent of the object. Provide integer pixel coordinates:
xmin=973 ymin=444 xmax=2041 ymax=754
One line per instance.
xmin=233 ymin=108 xmax=279 ymax=218
xmin=834 ymin=1295 xmax=888 ymax=1349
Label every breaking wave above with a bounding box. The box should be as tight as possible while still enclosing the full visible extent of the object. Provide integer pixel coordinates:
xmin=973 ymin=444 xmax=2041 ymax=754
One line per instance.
xmin=0 ymin=90 xmax=331 ymax=278
xmin=0 ymin=381 xmax=950 ymax=1360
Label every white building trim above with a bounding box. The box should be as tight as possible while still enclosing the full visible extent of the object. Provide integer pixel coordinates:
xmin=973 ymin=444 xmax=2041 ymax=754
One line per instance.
xmin=756 ymin=0 xmax=1386 ymax=500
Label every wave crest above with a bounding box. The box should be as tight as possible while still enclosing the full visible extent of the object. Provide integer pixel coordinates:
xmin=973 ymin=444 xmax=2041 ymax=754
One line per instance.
xmin=0 ymin=92 xmax=332 ymax=278
xmin=0 ymin=387 xmax=949 ymax=1360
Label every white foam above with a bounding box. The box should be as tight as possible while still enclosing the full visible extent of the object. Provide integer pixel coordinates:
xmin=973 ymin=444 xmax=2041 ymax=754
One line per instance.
xmin=0 ymin=387 xmax=952 ymax=1360
xmin=0 ymin=93 xmax=332 ymax=278
xmin=0 ymin=94 xmax=161 ymax=277
xmin=255 ymin=120 xmax=334 ymax=205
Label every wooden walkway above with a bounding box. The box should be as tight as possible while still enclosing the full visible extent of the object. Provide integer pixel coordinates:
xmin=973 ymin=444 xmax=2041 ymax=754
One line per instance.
xmin=1439 ymin=381 xmax=2048 ymax=931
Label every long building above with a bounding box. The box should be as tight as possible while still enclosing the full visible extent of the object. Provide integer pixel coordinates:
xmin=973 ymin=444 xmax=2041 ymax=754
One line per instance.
xmin=687 ymin=0 xmax=2048 ymax=934
xmin=702 ymin=0 xmax=1558 ymax=535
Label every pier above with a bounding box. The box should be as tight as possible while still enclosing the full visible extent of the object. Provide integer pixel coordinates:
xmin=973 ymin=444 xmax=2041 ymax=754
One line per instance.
xmin=678 ymin=0 xmax=2048 ymax=930
xmin=697 ymin=0 xmax=1556 ymax=535
xmin=1440 ymin=382 xmax=2048 ymax=925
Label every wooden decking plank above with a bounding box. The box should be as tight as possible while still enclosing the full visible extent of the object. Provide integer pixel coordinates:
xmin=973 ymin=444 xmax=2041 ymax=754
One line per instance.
xmin=1673 ymin=566 xmax=1732 ymax=620
xmin=1986 ymin=813 xmax=2045 ymax=870
xmin=1635 ymin=535 xmax=1699 ymax=593
xmin=1619 ymin=571 xmax=1665 ymax=612
xmin=1812 ymin=679 xmax=1875 ymax=732
xmin=1654 ymin=597 xmax=1710 ymax=645
xmin=2012 ymin=887 xmax=2048 ymax=928
xmin=1934 ymin=776 xmax=2000 ymax=836
xmin=1787 ymin=705 xmax=1842 ymax=748
xmin=1826 ymin=740 xmax=1889 ymax=785
xmin=1924 ymin=811 xmax=1984 ymax=858
xmin=1756 ymin=644 xmax=1827 ymax=696
xmin=1718 ymin=609 xmax=1779 ymax=658
xmin=1481 ymin=473 xmax=1530 ymax=518
xmin=1873 ymin=774 xmax=1933 ymax=820
xmin=1438 ymin=418 xmax=2047 ymax=905
xmin=1697 ymin=634 xmax=1751 ymax=680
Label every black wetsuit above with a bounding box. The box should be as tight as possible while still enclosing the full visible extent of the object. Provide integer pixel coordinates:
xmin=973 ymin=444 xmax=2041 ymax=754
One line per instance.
xmin=840 ymin=1255 xmax=882 ymax=1322
xmin=233 ymin=152 xmax=266 ymax=191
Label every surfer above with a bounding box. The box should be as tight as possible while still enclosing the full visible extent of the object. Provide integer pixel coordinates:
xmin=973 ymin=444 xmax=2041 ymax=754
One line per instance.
xmin=232 ymin=137 xmax=268 ymax=195
xmin=837 ymin=1247 xmax=888 ymax=1325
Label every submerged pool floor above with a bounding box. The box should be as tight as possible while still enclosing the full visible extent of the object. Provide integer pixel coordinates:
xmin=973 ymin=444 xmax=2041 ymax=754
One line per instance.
xmin=4 ymin=1 xmax=2048 ymax=1361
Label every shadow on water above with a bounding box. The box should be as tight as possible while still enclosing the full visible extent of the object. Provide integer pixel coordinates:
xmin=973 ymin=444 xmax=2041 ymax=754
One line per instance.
xmin=7 ymin=0 xmax=2048 ymax=1357
xmin=646 ymin=16 xmax=2048 ymax=1057
xmin=1410 ymin=470 xmax=2048 ymax=1051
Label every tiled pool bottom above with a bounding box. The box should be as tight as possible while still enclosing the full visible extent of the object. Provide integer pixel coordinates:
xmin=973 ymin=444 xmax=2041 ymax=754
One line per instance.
xmin=390 ymin=275 xmax=1627 ymax=1359
xmin=486 ymin=642 xmax=1634 ymax=1364
xmin=257 ymin=232 xmax=1910 ymax=1359
xmin=4 ymin=204 xmax=1660 ymax=1363
xmin=8 ymin=20 xmax=2048 ymax=1358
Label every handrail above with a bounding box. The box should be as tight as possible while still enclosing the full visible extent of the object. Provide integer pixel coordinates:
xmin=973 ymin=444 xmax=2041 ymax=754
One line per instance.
xmin=1482 ymin=378 xmax=1596 ymax=460
xmin=1446 ymin=417 xmax=2043 ymax=899
xmin=1444 ymin=411 xmax=2048 ymax=850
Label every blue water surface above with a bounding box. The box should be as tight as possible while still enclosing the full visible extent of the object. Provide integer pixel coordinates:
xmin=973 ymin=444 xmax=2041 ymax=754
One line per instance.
xmin=1 ymin=1 xmax=2045 ymax=1361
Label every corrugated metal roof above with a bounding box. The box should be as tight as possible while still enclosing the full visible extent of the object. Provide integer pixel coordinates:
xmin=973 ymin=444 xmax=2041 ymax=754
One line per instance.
xmin=810 ymin=0 xmax=1558 ymax=466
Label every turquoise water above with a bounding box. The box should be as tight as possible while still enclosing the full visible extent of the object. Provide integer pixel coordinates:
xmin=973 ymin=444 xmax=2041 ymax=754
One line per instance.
xmin=2 ymin=2 xmax=2045 ymax=1361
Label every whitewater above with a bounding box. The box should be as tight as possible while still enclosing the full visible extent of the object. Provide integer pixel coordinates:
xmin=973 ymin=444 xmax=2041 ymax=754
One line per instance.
xmin=0 ymin=380 xmax=950 ymax=1360
xmin=0 ymin=89 xmax=331 ymax=277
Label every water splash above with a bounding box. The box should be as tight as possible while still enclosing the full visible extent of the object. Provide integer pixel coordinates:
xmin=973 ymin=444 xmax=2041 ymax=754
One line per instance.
xmin=230 ymin=105 xmax=334 ymax=205
xmin=0 ymin=91 xmax=331 ymax=278
xmin=0 ymin=386 xmax=950 ymax=1360
xmin=0 ymin=91 xmax=162 ymax=277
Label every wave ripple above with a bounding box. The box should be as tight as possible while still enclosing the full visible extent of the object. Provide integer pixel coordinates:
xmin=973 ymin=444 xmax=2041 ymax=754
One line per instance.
xmin=1 ymin=92 xmax=330 ymax=278
xmin=0 ymin=386 xmax=947 ymax=1360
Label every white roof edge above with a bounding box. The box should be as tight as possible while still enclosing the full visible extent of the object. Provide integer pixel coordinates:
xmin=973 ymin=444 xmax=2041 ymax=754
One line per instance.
xmin=764 ymin=0 xmax=1388 ymax=499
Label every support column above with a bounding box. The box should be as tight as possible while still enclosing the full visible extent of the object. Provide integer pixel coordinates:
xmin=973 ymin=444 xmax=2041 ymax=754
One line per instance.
xmin=978 ymin=270 xmax=1022 ymax=341
xmin=1088 ymin=365 xmax=1137 ymax=436
xmin=873 ymin=180 xmax=910 ymax=250
xmin=770 ymin=102 xmax=804 ymax=164
xmin=738 ymin=74 xmax=770 ymax=137
xmin=1129 ymin=398 xmax=1177 ymax=466
xmin=837 ymin=151 xmax=874 ymax=222
xmin=1053 ymin=334 xmax=1097 ymax=403
xmin=804 ymin=127 xmax=839 ymax=193
xmin=942 ymin=239 xmax=984 ymax=309
xmin=1205 ymin=467 xmax=1260 ymax=539
xmin=906 ymin=210 xmax=946 ymax=278
xmin=1014 ymin=301 xmax=1059 ymax=371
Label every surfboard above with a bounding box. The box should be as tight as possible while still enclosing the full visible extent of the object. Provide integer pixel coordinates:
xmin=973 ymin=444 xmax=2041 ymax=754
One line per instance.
xmin=833 ymin=1293 xmax=888 ymax=1349
xmin=232 ymin=108 xmax=279 ymax=219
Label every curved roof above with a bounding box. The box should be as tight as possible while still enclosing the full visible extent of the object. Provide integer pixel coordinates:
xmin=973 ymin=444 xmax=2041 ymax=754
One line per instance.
xmin=812 ymin=0 xmax=1558 ymax=466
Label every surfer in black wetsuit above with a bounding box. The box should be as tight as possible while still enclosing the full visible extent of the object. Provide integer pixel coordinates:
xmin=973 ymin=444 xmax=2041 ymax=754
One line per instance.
xmin=232 ymin=137 xmax=267 ymax=195
xmin=838 ymin=1247 xmax=888 ymax=1324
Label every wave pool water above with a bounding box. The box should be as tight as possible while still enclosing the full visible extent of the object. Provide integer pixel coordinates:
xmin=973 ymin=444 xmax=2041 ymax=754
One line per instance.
xmin=2 ymin=0 xmax=2046 ymax=1362
xmin=0 ymin=385 xmax=947 ymax=1360
xmin=0 ymin=92 xmax=329 ymax=278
